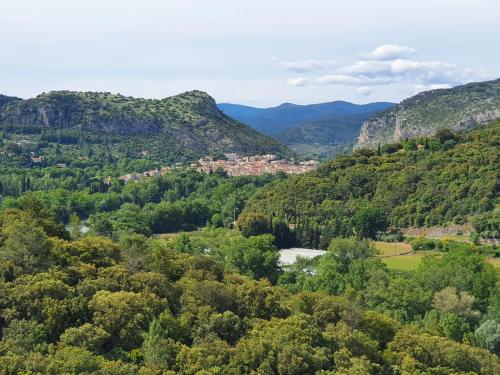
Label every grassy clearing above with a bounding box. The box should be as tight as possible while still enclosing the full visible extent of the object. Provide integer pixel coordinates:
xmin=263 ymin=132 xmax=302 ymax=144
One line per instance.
xmin=489 ymin=258 xmax=500 ymax=269
xmin=372 ymin=241 xmax=412 ymax=256
xmin=381 ymin=254 xmax=423 ymax=271
xmin=378 ymin=245 xmax=500 ymax=271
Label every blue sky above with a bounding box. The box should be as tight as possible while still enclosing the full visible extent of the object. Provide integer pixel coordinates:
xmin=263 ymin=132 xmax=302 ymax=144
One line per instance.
xmin=1 ymin=0 xmax=499 ymax=106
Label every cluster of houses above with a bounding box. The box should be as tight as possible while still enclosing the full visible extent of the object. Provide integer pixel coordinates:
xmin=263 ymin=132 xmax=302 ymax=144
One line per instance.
xmin=106 ymin=154 xmax=320 ymax=184
xmin=116 ymin=166 xmax=173 ymax=183
xmin=194 ymin=153 xmax=320 ymax=176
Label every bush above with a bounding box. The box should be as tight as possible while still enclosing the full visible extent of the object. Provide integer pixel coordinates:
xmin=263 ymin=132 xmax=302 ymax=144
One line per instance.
xmin=410 ymin=237 xmax=437 ymax=251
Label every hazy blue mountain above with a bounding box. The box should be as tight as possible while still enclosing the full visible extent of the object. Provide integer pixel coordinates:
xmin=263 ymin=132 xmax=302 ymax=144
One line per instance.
xmin=274 ymin=111 xmax=384 ymax=146
xmin=218 ymin=100 xmax=394 ymax=135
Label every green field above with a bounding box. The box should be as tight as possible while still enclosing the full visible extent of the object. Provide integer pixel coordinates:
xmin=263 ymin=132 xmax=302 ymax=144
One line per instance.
xmin=372 ymin=241 xmax=412 ymax=256
xmin=381 ymin=254 xmax=424 ymax=271
xmin=377 ymin=244 xmax=500 ymax=271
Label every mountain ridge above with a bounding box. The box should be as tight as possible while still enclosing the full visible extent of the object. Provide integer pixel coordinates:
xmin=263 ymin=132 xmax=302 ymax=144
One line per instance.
xmin=0 ymin=90 xmax=292 ymax=161
xmin=357 ymin=78 xmax=500 ymax=148
xmin=218 ymin=100 xmax=395 ymax=135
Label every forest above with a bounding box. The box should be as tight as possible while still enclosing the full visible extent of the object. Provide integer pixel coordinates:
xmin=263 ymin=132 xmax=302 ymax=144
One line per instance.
xmin=0 ymin=201 xmax=499 ymax=373
xmin=246 ymin=121 xmax=500 ymax=242
xmin=0 ymin=121 xmax=498 ymax=374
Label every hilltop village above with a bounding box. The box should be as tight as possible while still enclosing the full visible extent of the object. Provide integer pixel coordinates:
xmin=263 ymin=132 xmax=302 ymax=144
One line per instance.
xmin=115 ymin=154 xmax=319 ymax=183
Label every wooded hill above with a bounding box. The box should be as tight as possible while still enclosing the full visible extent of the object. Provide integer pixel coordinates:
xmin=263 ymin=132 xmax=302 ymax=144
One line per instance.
xmin=0 ymin=90 xmax=292 ymax=163
xmin=245 ymin=120 xmax=500 ymax=241
xmin=357 ymin=78 xmax=500 ymax=148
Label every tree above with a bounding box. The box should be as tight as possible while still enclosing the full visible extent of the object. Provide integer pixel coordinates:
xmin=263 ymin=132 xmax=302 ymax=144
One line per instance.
xmin=1 ymin=319 xmax=47 ymax=354
xmin=315 ymin=238 xmax=378 ymax=294
xmin=0 ymin=220 xmax=53 ymax=273
xmin=89 ymin=290 xmax=166 ymax=349
xmin=142 ymin=318 xmax=182 ymax=371
xmin=223 ymin=234 xmax=281 ymax=282
xmin=59 ymin=323 xmax=110 ymax=354
xmin=68 ymin=212 xmax=81 ymax=240
xmin=475 ymin=320 xmax=500 ymax=355
xmin=438 ymin=313 xmax=471 ymax=341
xmin=432 ymin=287 xmax=479 ymax=321
xmin=350 ymin=206 xmax=388 ymax=239
xmin=236 ymin=212 xmax=270 ymax=238
xmin=271 ymin=218 xmax=293 ymax=249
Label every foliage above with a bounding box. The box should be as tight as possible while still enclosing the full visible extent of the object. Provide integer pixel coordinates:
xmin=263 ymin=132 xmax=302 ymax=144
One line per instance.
xmin=0 ymin=205 xmax=497 ymax=373
xmin=246 ymin=121 xmax=500 ymax=239
xmin=358 ymin=78 xmax=500 ymax=148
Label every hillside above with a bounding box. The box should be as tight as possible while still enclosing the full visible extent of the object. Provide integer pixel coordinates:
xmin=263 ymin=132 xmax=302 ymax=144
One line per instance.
xmin=357 ymin=78 xmax=500 ymax=148
xmin=0 ymin=90 xmax=292 ymax=163
xmin=246 ymin=120 xmax=500 ymax=239
xmin=274 ymin=111 xmax=383 ymax=146
xmin=218 ymin=100 xmax=394 ymax=135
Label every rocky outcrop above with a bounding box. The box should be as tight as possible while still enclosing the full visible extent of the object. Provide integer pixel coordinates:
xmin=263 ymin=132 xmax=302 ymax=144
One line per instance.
xmin=357 ymin=78 xmax=500 ymax=148
xmin=0 ymin=90 xmax=293 ymax=158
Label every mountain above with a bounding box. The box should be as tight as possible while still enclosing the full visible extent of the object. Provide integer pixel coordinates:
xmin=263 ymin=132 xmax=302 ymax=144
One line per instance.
xmin=357 ymin=78 xmax=500 ymax=148
xmin=0 ymin=90 xmax=292 ymax=162
xmin=0 ymin=94 xmax=22 ymax=111
xmin=273 ymin=111 xmax=384 ymax=146
xmin=218 ymin=101 xmax=394 ymax=136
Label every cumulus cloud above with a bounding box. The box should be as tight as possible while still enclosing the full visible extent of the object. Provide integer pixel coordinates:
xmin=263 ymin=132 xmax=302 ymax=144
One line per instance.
xmin=284 ymin=45 xmax=483 ymax=92
xmin=364 ymin=44 xmax=417 ymax=61
xmin=356 ymin=86 xmax=374 ymax=96
xmin=316 ymin=74 xmax=392 ymax=86
xmin=315 ymin=45 xmax=479 ymax=88
xmin=286 ymin=77 xmax=309 ymax=87
xmin=326 ymin=58 xmax=459 ymax=85
xmin=277 ymin=59 xmax=336 ymax=73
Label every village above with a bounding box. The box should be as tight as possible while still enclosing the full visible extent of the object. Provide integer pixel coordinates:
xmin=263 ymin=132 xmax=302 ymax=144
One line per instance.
xmin=195 ymin=153 xmax=320 ymax=176
xmin=116 ymin=153 xmax=320 ymax=183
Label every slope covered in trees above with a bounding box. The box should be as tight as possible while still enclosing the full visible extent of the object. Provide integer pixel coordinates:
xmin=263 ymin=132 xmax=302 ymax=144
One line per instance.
xmin=0 ymin=90 xmax=292 ymax=164
xmin=0 ymin=204 xmax=499 ymax=373
xmin=246 ymin=120 xmax=500 ymax=242
xmin=274 ymin=112 xmax=382 ymax=146
xmin=357 ymin=78 xmax=500 ymax=148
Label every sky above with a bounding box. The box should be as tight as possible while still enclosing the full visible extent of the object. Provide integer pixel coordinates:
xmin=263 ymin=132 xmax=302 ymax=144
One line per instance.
xmin=1 ymin=0 xmax=499 ymax=107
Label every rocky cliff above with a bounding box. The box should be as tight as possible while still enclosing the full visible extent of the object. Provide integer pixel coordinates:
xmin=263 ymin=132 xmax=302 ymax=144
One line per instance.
xmin=357 ymin=79 xmax=500 ymax=148
xmin=0 ymin=90 xmax=292 ymax=159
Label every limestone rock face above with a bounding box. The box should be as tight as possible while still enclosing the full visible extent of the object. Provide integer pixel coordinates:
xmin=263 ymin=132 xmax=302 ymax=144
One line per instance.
xmin=356 ymin=79 xmax=500 ymax=148
xmin=0 ymin=90 xmax=292 ymax=158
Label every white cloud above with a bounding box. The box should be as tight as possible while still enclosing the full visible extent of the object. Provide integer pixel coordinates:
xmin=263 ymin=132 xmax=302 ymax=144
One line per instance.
xmin=356 ymin=86 xmax=374 ymax=96
xmin=364 ymin=44 xmax=417 ymax=61
xmin=286 ymin=77 xmax=309 ymax=86
xmin=315 ymin=45 xmax=481 ymax=89
xmin=316 ymin=74 xmax=392 ymax=86
xmin=277 ymin=59 xmax=336 ymax=73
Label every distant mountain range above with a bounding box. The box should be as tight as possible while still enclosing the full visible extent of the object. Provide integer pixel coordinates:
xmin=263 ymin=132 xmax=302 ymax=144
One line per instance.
xmin=0 ymin=90 xmax=292 ymax=162
xmin=357 ymin=78 xmax=500 ymax=148
xmin=218 ymin=101 xmax=394 ymax=136
xmin=273 ymin=111 xmax=386 ymax=146
xmin=218 ymin=100 xmax=394 ymax=158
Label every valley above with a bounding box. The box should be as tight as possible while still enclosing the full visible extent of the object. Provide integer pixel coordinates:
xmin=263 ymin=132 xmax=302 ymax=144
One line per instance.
xmin=0 ymin=82 xmax=498 ymax=373
xmin=2 ymin=1 xmax=500 ymax=372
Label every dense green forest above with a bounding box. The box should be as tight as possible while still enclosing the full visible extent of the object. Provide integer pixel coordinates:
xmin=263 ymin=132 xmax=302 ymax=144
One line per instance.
xmin=246 ymin=120 xmax=500 ymax=242
xmin=0 ymin=201 xmax=499 ymax=373
xmin=0 ymin=118 xmax=498 ymax=373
